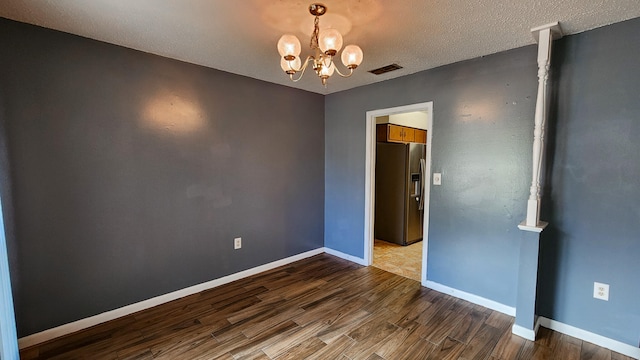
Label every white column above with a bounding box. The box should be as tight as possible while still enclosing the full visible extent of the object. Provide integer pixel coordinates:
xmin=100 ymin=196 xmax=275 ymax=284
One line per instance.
xmin=525 ymin=23 xmax=563 ymax=227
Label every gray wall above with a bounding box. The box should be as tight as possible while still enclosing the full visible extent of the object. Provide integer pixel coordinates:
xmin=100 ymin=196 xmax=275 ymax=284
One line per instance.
xmin=325 ymin=18 xmax=640 ymax=346
xmin=326 ymin=46 xmax=538 ymax=307
xmin=538 ymin=18 xmax=640 ymax=346
xmin=0 ymin=18 xmax=324 ymax=337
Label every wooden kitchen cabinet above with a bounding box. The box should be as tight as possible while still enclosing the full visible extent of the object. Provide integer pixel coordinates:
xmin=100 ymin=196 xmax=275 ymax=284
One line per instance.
xmin=386 ymin=124 xmax=405 ymax=142
xmin=377 ymin=124 xmax=426 ymax=144
xmin=414 ymin=128 xmax=427 ymax=143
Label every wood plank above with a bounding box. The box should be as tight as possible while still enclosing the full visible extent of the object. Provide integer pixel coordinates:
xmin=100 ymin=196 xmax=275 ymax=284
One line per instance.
xmin=150 ymin=329 xmax=214 ymax=358
xmin=261 ymin=321 xmax=328 ymax=358
xmin=415 ymin=294 xmax=456 ymax=325
xmin=612 ymin=351 xmax=637 ymax=360
xmin=181 ymin=329 xmax=242 ymax=358
xmin=449 ymin=306 xmax=489 ymax=344
xmin=518 ymin=342 xmax=554 ymax=360
xmin=420 ymin=300 xmax=474 ymax=344
xmin=490 ymin=327 xmax=526 ymax=359
xmin=394 ymin=295 xmax=433 ymax=328
xmin=553 ymin=334 xmax=581 ymax=360
xmin=484 ymin=311 xmax=513 ymax=331
xmin=295 ymin=286 xmax=346 ymax=311
xmin=389 ymin=286 xmax=430 ymax=309
xmin=226 ymin=296 xmax=288 ymax=324
xmin=19 ymin=347 xmax=39 ymax=360
xmin=316 ymin=308 xmax=372 ymax=343
xmin=273 ymin=337 xmax=326 ymax=360
xmin=425 ymin=336 xmax=466 ymax=360
xmin=382 ymin=332 xmax=437 ymax=359
xmin=292 ymin=297 xmax=344 ymax=326
xmin=374 ymin=325 xmax=420 ymax=359
xmin=223 ymin=320 xmax=300 ymax=359
xmin=365 ymin=353 xmax=386 ymax=360
xmin=305 ymin=334 xmax=355 ymax=360
xmin=241 ymin=306 xmax=305 ymax=338
xmin=343 ymin=318 xmax=398 ymax=359
xmin=581 ymin=341 xmax=613 ymax=360
xmin=457 ymin=323 xmax=503 ymax=360
xmin=536 ymin=326 xmax=563 ymax=351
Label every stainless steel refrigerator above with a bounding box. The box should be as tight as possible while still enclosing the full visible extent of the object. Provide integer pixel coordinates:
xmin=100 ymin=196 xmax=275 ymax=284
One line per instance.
xmin=375 ymin=142 xmax=426 ymax=246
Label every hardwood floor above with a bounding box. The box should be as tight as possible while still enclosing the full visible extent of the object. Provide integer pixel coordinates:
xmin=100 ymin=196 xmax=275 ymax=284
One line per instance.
xmin=20 ymin=254 xmax=635 ymax=360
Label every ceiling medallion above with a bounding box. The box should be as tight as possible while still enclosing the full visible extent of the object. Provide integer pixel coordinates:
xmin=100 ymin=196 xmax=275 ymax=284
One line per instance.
xmin=277 ymin=3 xmax=363 ymax=87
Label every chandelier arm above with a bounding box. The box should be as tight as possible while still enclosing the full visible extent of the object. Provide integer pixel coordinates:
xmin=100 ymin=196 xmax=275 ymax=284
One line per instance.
xmin=287 ymin=55 xmax=314 ymax=73
xmin=320 ymin=55 xmax=333 ymax=68
xmin=333 ymin=65 xmax=355 ymax=78
xmin=289 ymin=56 xmax=314 ymax=82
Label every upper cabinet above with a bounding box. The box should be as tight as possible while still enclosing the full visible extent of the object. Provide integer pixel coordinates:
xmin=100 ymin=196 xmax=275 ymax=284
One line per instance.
xmin=414 ymin=128 xmax=427 ymax=144
xmin=377 ymin=124 xmax=426 ymax=144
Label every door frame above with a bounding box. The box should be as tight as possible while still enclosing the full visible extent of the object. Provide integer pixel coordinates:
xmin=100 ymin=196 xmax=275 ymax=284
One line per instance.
xmin=364 ymin=101 xmax=434 ymax=286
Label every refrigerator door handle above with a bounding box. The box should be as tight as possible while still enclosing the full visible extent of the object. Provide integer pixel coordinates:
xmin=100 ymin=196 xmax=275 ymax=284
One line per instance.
xmin=418 ymin=158 xmax=426 ymax=210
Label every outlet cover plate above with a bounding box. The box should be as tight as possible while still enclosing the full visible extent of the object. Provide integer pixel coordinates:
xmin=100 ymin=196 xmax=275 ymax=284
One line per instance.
xmin=433 ymin=173 xmax=442 ymax=185
xmin=593 ymin=282 xmax=609 ymax=301
xmin=234 ymin=237 xmax=242 ymax=250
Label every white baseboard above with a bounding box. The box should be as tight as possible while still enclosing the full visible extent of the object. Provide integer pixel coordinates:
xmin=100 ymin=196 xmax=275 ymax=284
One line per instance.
xmin=323 ymin=247 xmax=367 ymax=266
xmin=538 ymin=317 xmax=640 ymax=359
xmin=511 ymin=317 xmax=541 ymax=341
xmin=424 ymin=280 xmax=516 ymax=316
xmin=18 ymin=248 xmax=324 ymax=350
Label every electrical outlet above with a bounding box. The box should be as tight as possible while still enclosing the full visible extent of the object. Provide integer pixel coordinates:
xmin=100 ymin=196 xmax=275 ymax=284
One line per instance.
xmin=234 ymin=237 xmax=242 ymax=250
xmin=433 ymin=173 xmax=442 ymax=185
xmin=593 ymin=282 xmax=609 ymax=301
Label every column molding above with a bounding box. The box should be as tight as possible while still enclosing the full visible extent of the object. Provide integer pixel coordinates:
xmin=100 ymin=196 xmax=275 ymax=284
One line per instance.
xmin=525 ymin=22 xmax=563 ymax=228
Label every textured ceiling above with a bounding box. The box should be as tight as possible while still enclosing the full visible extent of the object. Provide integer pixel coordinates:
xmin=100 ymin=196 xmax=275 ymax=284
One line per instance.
xmin=1 ymin=0 xmax=639 ymax=94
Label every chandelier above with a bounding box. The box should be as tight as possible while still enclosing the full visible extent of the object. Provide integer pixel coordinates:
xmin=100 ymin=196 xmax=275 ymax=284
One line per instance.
xmin=277 ymin=3 xmax=364 ymax=86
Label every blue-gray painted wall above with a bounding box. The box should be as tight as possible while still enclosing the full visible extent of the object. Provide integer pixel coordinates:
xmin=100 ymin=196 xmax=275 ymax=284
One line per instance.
xmin=326 ymin=18 xmax=640 ymax=346
xmin=537 ymin=19 xmax=640 ymax=346
xmin=0 ymin=18 xmax=324 ymax=337
xmin=326 ymin=45 xmax=538 ymax=307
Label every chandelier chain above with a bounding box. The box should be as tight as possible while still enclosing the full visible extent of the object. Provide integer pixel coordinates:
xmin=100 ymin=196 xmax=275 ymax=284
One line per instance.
xmin=310 ymin=16 xmax=320 ymax=50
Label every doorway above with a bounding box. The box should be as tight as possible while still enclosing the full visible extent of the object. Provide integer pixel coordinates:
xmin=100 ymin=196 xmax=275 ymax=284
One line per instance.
xmin=364 ymin=102 xmax=433 ymax=285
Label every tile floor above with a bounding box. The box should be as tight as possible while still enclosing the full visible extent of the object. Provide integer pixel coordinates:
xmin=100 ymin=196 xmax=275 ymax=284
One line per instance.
xmin=372 ymin=239 xmax=422 ymax=281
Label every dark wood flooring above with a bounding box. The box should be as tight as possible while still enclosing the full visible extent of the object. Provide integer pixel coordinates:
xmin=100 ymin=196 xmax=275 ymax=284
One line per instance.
xmin=20 ymin=254 xmax=635 ymax=359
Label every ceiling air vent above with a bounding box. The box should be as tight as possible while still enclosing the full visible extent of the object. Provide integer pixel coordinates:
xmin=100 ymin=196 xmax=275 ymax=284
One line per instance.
xmin=368 ymin=63 xmax=403 ymax=75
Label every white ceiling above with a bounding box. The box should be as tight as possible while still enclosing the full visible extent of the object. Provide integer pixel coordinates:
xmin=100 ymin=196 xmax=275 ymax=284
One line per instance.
xmin=1 ymin=0 xmax=639 ymax=94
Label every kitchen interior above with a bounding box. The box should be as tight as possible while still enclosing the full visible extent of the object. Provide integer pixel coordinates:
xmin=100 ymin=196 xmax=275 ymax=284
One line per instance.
xmin=373 ymin=111 xmax=429 ymax=282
